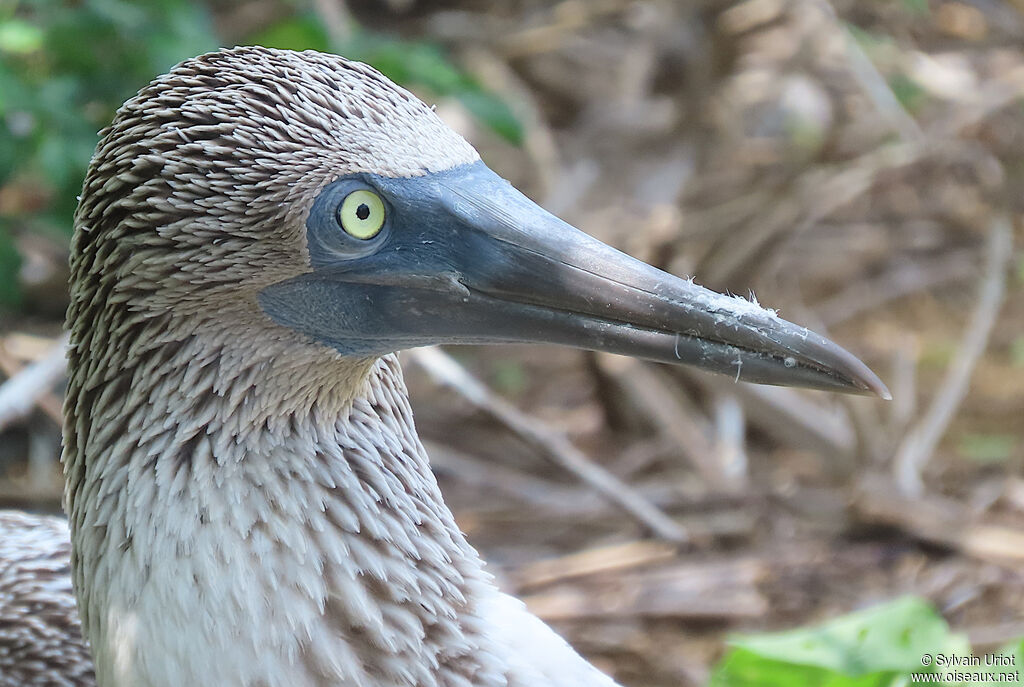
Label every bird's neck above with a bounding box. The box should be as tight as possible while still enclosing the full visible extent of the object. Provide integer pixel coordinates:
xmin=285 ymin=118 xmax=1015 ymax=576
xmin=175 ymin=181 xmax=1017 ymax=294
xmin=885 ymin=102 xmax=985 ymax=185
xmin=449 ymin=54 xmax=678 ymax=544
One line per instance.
xmin=63 ymin=329 xmax=509 ymax=687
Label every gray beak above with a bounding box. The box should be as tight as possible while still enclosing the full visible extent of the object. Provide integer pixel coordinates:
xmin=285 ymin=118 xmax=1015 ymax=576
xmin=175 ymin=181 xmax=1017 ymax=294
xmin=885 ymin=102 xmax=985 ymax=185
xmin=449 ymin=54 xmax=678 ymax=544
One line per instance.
xmin=260 ymin=161 xmax=890 ymax=398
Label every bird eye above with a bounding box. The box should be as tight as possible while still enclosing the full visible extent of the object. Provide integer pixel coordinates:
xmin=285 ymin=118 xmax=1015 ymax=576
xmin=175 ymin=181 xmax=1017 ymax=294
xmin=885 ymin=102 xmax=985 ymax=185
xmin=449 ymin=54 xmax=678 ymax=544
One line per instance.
xmin=337 ymin=190 xmax=386 ymax=240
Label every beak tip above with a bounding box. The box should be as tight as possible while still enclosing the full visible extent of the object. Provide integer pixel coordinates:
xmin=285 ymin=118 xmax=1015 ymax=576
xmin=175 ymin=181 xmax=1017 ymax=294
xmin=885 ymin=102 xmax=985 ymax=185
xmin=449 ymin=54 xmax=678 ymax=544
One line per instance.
xmin=798 ymin=328 xmax=891 ymax=400
xmin=870 ymin=379 xmax=893 ymax=401
xmin=850 ymin=365 xmax=891 ymax=400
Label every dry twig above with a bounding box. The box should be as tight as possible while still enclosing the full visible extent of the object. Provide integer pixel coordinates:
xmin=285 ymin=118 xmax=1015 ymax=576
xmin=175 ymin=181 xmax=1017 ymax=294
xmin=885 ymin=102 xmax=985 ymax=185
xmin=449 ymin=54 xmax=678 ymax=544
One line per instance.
xmin=894 ymin=215 xmax=1013 ymax=495
xmin=522 ymin=557 xmax=768 ymax=620
xmin=0 ymin=334 xmax=68 ymax=433
xmin=815 ymin=0 xmax=925 ymax=143
xmin=595 ymin=353 xmax=743 ymax=492
xmin=684 ymin=370 xmax=856 ymax=458
xmin=513 ymin=540 xmax=678 ymax=590
xmin=856 ymin=472 xmax=1024 ymax=564
xmin=816 ymin=249 xmax=978 ymax=327
xmin=407 ymin=346 xmax=690 ymax=543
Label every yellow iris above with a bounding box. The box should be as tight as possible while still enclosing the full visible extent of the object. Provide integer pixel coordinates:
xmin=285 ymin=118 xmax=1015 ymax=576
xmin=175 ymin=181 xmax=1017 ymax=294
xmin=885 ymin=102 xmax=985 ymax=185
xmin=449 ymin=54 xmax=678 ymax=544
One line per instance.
xmin=338 ymin=190 xmax=386 ymax=240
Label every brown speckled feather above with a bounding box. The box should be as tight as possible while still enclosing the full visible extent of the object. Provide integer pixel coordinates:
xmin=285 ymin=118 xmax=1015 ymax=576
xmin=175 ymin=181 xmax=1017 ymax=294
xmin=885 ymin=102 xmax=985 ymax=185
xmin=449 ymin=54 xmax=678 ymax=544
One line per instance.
xmin=0 ymin=512 xmax=94 ymax=686
xmin=49 ymin=46 xmax=619 ymax=687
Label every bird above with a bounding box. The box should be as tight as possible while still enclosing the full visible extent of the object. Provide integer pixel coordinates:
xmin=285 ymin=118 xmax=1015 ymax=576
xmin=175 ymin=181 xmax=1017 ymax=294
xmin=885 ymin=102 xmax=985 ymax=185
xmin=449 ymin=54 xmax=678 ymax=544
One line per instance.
xmin=0 ymin=46 xmax=889 ymax=687
xmin=0 ymin=511 xmax=94 ymax=686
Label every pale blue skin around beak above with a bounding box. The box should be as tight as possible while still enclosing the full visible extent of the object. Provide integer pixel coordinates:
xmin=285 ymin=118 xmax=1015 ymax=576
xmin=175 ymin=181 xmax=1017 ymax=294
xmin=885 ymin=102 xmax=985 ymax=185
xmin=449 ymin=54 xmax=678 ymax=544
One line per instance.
xmin=260 ymin=161 xmax=890 ymax=398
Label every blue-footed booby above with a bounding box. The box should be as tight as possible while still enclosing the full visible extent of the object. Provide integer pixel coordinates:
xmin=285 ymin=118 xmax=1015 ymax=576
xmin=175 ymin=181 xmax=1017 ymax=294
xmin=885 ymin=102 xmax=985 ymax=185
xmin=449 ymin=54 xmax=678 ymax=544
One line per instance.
xmin=1 ymin=46 xmax=888 ymax=687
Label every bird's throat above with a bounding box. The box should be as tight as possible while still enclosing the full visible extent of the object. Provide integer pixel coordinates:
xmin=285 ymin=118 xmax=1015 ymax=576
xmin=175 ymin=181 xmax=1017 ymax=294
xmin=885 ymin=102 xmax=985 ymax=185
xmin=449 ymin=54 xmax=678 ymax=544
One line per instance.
xmin=65 ymin=342 xmax=505 ymax=687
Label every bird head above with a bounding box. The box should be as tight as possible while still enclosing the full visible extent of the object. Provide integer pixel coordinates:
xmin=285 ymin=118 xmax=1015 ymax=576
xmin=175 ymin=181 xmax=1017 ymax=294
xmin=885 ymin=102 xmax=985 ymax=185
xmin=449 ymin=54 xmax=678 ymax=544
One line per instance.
xmin=72 ymin=46 xmax=888 ymax=399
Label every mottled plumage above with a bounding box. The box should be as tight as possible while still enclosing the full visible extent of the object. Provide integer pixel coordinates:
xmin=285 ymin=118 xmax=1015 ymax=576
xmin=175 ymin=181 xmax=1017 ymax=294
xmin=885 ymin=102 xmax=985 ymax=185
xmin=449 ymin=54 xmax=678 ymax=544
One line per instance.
xmin=57 ymin=46 xmax=617 ymax=687
xmin=0 ymin=513 xmax=93 ymax=686
xmin=2 ymin=43 xmax=888 ymax=687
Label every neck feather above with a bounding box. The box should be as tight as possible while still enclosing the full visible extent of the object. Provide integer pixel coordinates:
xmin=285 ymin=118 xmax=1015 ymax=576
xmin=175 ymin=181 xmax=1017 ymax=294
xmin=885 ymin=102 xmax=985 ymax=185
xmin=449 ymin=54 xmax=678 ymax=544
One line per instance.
xmin=62 ymin=322 xmax=511 ymax=687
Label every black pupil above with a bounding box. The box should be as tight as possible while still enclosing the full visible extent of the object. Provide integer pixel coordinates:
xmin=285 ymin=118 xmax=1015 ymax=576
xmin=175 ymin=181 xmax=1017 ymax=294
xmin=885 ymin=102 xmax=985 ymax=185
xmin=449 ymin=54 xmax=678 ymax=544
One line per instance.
xmin=356 ymin=203 xmax=370 ymax=221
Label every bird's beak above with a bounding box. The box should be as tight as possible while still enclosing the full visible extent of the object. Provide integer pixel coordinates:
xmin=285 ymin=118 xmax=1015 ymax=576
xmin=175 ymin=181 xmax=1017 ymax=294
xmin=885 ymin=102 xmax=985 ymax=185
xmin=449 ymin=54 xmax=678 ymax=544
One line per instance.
xmin=260 ymin=161 xmax=889 ymax=397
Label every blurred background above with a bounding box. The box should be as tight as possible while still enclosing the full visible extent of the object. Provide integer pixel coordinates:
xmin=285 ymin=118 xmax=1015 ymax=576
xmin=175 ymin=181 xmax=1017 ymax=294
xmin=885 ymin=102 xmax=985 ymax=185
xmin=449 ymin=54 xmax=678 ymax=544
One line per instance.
xmin=0 ymin=0 xmax=1022 ymax=685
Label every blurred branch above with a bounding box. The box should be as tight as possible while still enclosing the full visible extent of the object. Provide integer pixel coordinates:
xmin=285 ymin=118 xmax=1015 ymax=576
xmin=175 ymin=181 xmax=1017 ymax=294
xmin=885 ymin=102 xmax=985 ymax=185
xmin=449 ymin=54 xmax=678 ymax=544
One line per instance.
xmin=960 ymin=0 xmax=1024 ymax=39
xmin=459 ymin=46 xmax=561 ymax=197
xmin=968 ymin=621 xmax=1024 ymax=652
xmin=856 ymin=471 xmax=1024 ymax=564
xmin=594 ymin=353 xmax=744 ymax=492
xmin=703 ymin=142 xmax=922 ymax=283
xmin=495 ymin=0 xmax=632 ymax=59
xmin=407 ymin=347 xmax=690 ymax=543
xmin=711 ymin=393 xmax=747 ymax=487
xmin=0 ymin=334 xmax=67 ymax=432
xmin=312 ymin=0 xmax=353 ymax=44
xmin=815 ymin=249 xmax=978 ymax=327
xmin=887 ymin=336 xmax=920 ymax=441
xmin=894 ymin=215 xmax=1014 ymax=496
xmin=932 ymin=63 xmax=1024 ymax=137
xmin=513 ymin=539 xmax=678 ymax=590
xmin=522 ymin=555 xmax=768 ymax=620
xmin=683 ymin=370 xmax=857 ymax=459
xmin=700 ymin=54 xmax=1021 ymax=285
xmin=816 ymin=0 xmax=925 ymax=144
xmin=425 ymin=439 xmax=571 ymax=508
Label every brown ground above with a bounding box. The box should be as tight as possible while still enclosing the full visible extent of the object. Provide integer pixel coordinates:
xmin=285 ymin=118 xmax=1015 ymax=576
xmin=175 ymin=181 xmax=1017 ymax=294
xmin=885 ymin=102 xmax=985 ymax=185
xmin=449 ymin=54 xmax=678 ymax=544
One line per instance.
xmin=1 ymin=1 xmax=1023 ymax=685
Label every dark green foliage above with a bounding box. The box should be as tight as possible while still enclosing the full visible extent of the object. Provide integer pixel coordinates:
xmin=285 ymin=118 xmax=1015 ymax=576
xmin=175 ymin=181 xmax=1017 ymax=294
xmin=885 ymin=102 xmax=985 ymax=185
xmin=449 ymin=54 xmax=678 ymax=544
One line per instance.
xmin=0 ymin=0 xmax=218 ymax=232
xmin=0 ymin=1 xmax=521 ymax=310
xmin=0 ymin=224 xmax=20 ymax=306
xmin=248 ymin=14 xmax=524 ymax=144
xmin=710 ymin=597 xmax=1023 ymax=686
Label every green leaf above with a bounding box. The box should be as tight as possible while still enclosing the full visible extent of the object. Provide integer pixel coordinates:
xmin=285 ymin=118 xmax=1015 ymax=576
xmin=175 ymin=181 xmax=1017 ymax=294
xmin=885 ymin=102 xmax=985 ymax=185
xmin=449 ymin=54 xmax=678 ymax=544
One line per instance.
xmin=711 ymin=647 xmax=901 ymax=687
xmin=142 ymin=1 xmax=219 ymax=76
xmin=244 ymin=16 xmax=524 ymax=143
xmin=0 ymin=224 xmax=22 ymax=307
xmin=957 ymin=433 xmax=1017 ymax=463
xmin=0 ymin=60 xmax=33 ymax=115
xmin=247 ymin=15 xmax=329 ymax=53
xmin=491 ymin=360 xmax=528 ymax=396
xmin=846 ymin=24 xmax=891 ymax=52
xmin=889 ymin=73 xmax=926 ymax=113
xmin=0 ymin=18 xmax=44 ymax=54
xmin=336 ymin=31 xmax=524 ymax=144
xmin=900 ymin=0 xmax=930 ymax=16
xmin=1011 ymin=337 xmax=1024 ymax=367
xmin=711 ymin=597 xmax=968 ymax=686
xmin=457 ymin=89 xmax=524 ymax=145
xmin=993 ymin=640 xmax=1024 ymax=686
